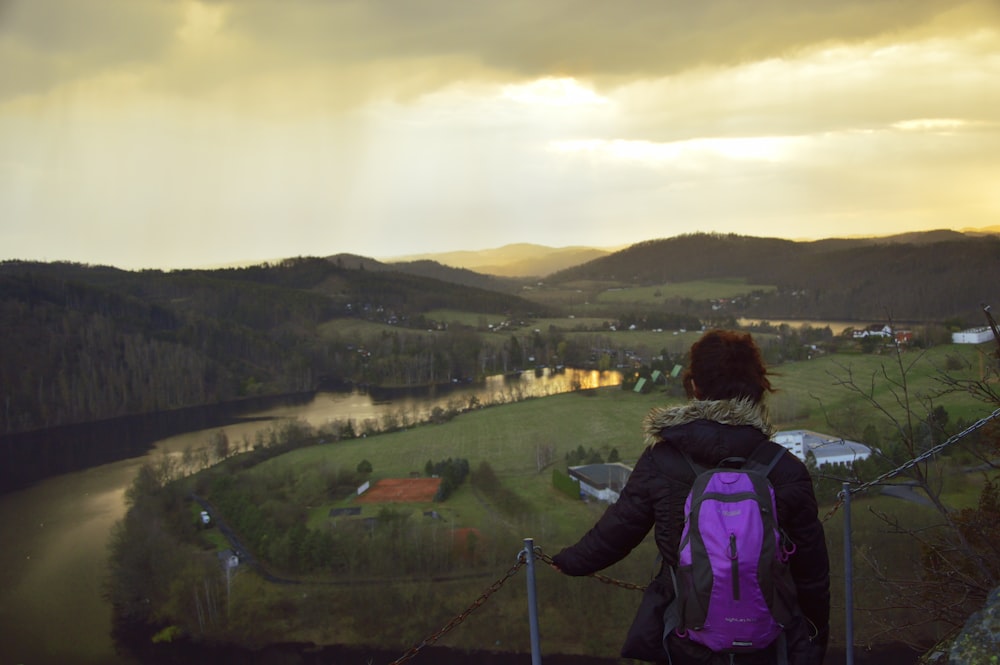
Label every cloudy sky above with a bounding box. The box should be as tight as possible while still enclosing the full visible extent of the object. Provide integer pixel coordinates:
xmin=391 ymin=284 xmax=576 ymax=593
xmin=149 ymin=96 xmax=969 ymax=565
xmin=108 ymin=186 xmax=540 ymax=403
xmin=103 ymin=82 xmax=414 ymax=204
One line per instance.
xmin=2 ymin=1 xmax=999 ymax=270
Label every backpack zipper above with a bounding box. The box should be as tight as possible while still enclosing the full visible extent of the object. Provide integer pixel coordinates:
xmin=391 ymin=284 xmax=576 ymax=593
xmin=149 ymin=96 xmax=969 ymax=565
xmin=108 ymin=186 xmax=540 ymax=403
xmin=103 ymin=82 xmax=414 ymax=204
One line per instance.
xmin=729 ymin=532 xmax=740 ymax=600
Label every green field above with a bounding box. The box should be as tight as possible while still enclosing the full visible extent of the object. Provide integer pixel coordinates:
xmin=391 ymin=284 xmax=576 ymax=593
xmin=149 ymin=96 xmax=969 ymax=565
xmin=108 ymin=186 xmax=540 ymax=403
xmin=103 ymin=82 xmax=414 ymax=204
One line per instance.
xmin=177 ymin=342 xmax=999 ymax=656
xmin=531 ymin=316 xmax=610 ymax=330
xmin=595 ymin=278 xmax=777 ymax=304
xmin=766 ymin=343 xmax=989 ymax=428
xmin=517 ymin=277 xmax=778 ymax=309
xmin=248 ymin=342 xmax=992 ymax=537
xmin=423 ymin=309 xmax=501 ymax=327
xmin=250 ymin=387 xmax=661 ymax=543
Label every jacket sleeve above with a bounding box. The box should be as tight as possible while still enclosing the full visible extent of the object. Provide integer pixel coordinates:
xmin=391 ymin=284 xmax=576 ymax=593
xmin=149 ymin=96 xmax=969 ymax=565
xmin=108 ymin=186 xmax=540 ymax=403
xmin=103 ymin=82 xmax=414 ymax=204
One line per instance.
xmin=774 ymin=457 xmax=831 ymax=640
xmin=551 ymin=450 xmax=660 ymax=576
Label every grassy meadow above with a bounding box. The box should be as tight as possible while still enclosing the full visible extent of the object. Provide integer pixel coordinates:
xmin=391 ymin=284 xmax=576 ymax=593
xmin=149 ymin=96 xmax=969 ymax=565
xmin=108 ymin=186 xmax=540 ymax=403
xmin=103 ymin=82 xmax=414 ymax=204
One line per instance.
xmin=330 ymin=309 xmax=728 ymax=354
xmin=595 ymin=278 xmax=777 ymax=304
xmin=506 ymin=277 xmax=779 ymax=310
xmin=186 ymin=341 xmax=998 ymax=657
xmin=766 ymin=342 xmax=989 ymax=428
xmin=240 ymin=341 xmax=993 ymax=559
xmin=250 ymin=387 xmax=662 ymax=545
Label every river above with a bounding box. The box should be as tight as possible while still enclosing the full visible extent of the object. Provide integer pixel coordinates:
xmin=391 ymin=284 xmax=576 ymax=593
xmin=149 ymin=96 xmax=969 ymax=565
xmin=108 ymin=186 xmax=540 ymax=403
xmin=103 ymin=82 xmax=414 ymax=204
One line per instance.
xmin=0 ymin=369 xmax=621 ymax=665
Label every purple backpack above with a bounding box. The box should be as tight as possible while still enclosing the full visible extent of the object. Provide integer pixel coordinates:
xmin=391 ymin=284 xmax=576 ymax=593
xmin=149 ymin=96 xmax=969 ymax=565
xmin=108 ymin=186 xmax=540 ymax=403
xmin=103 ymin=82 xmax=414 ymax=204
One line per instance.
xmin=664 ymin=443 xmax=799 ymax=660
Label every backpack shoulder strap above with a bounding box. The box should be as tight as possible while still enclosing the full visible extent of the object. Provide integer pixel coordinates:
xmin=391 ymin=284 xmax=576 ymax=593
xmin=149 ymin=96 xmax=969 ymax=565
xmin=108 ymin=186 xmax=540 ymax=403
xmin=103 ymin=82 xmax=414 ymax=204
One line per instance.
xmin=677 ymin=448 xmax=706 ymax=477
xmin=649 ymin=442 xmax=702 ymax=484
xmin=744 ymin=440 xmax=788 ymax=478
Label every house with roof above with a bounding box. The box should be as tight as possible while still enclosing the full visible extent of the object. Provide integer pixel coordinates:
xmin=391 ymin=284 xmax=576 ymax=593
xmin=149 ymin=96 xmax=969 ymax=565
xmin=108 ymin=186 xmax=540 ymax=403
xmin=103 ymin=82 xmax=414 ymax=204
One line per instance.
xmin=774 ymin=429 xmax=873 ymax=468
xmin=217 ymin=549 xmax=240 ymax=571
xmin=853 ymin=324 xmax=893 ymax=339
xmin=953 ymin=327 xmax=995 ymax=344
xmin=852 ymin=324 xmax=913 ymax=345
xmin=567 ymin=462 xmax=633 ymax=503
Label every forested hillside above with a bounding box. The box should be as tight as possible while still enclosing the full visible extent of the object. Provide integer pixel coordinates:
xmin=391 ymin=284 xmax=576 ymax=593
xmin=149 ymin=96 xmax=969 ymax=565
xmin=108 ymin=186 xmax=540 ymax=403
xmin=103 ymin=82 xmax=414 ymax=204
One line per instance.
xmin=0 ymin=258 xmax=544 ymax=434
xmin=327 ymin=253 xmax=523 ymax=293
xmin=5 ymin=232 xmax=997 ymax=435
xmin=387 ymin=243 xmax=613 ymax=278
xmin=546 ymin=232 xmax=1000 ymax=322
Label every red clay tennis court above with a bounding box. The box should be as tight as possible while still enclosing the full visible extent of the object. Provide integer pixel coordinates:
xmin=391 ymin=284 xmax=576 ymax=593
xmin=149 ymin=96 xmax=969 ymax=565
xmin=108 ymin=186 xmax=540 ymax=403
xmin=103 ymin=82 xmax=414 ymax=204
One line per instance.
xmin=355 ymin=477 xmax=442 ymax=503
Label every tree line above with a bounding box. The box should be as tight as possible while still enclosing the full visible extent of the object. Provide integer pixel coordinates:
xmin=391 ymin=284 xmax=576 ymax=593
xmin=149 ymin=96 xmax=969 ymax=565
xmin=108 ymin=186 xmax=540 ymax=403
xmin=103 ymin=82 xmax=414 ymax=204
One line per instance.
xmin=0 ymin=259 xmax=545 ymax=434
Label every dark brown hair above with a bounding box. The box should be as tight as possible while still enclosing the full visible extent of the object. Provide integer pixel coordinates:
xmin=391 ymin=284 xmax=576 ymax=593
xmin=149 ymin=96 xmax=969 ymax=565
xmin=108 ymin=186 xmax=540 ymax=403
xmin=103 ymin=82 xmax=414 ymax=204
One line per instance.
xmin=682 ymin=329 xmax=773 ymax=403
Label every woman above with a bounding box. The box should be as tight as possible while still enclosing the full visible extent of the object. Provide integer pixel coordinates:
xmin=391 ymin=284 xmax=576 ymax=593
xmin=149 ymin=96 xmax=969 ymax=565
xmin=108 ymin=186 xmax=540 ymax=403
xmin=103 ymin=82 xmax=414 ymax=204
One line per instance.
xmin=552 ymin=329 xmax=830 ymax=664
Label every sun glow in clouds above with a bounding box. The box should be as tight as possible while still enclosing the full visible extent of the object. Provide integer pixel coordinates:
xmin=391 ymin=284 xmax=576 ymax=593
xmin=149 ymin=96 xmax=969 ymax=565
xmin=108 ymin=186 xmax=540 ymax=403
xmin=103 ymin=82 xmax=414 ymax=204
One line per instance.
xmin=2 ymin=0 xmax=999 ymax=267
xmin=892 ymin=118 xmax=968 ymax=132
xmin=501 ymin=77 xmax=610 ymax=107
xmin=549 ymin=136 xmax=799 ymax=165
xmin=177 ymin=0 xmax=228 ymax=43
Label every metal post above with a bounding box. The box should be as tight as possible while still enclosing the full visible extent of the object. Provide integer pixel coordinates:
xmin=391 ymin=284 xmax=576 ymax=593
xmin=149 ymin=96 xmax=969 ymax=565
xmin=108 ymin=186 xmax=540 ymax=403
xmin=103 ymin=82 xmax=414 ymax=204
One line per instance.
xmin=523 ymin=537 xmax=543 ymax=665
xmin=842 ymin=484 xmax=854 ymax=665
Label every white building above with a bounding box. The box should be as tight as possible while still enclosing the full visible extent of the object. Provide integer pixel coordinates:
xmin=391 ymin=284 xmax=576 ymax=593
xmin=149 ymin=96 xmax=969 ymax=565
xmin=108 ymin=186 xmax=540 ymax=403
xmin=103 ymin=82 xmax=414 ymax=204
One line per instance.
xmin=773 ymin=431 xmax=806 ymax=459
xmin=853 ymin=324 xmax=893 ymax=339
xmin=774 ymin=429 xmax=872 ymax=468
xmin=568 ymin=462 xmax=633 ymax=503
xmin=953 ymin=327 xmax=995 ymax=344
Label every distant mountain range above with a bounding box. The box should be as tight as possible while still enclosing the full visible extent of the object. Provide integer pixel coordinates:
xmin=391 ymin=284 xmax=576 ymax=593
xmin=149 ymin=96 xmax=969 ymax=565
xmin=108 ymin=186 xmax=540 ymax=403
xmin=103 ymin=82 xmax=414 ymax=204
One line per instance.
xmin=378 ymin=228 xmax=999 ymax=280
xmin=347 ymin=228 xmax=1000 ymax=324
xmin=325 ymin=253 xmax=524 ymax=293
xmin=383 ymin=243 xmax=616 ymax=277
xmin=4 ymin=228 xmax=998 ymax=440
xmin=546 ymin=230 xmax=1000 ymax=323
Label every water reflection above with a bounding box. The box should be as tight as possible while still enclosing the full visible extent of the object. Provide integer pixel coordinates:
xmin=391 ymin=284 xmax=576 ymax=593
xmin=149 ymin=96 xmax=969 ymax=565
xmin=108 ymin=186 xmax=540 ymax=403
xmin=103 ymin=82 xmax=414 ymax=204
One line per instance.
xmin=0 ymin=368 xmax=620 ymax=665
xmin=0 ymin=457 xmax=140 ymax=665
xmin=231 ymin=368 xmax=622 ymax=434
xmin=737 ymin=318 xmax=858 ymax=335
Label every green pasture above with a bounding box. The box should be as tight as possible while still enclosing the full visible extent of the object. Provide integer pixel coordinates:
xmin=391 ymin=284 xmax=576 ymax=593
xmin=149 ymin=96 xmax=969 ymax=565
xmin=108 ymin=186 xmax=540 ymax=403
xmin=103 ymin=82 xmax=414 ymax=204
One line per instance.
xmin=248 ymin=387 xmax=666 ymax=544
xmin=422 ymin=309 xmax=492 ymax=327
xmin=766 ymin=343 xmax=991 ymax=430
xmin=193 ymin=342 xmax=999 ymax=653
xmin=559 ymin=327 xmax=778 ymax=362
xmin=259 ymin=388 xmax=660 ymax=480
xmin=246 ymin=342 xmax=995 ymax=533
xmin=520 ymin=279 xmax=627 ymax=308
xmin=532 ymin=316 xmax=612 ymax=330
xmin=595 ymin=278 xmax=777 ymax=305
xmin=240 ymin=342 xmax=995 ymax=548
xmin=575 ymin=328 xmax=708 ymax=357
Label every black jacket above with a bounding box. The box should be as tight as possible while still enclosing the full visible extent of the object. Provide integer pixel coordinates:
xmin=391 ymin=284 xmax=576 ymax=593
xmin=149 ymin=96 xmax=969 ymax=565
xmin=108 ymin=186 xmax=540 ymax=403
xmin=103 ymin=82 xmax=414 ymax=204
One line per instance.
xmin=552 ymin=398 xmax=831 ymax=664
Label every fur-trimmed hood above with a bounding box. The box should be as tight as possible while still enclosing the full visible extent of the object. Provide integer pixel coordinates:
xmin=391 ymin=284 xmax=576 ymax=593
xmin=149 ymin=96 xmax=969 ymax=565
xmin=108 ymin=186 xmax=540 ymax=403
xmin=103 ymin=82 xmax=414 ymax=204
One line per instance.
xmin=642 ymin=397 xmax=774 ymax=447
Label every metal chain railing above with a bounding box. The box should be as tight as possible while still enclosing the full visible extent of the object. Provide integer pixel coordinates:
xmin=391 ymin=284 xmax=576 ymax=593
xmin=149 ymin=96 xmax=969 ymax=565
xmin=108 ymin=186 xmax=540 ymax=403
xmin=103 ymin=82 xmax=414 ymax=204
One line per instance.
xmin=388 ymin=550 xmax=529 ymax=665
xmin=848 ymin=406 xmax=1000 ymax=496
xmin=821 ymin=499 xmax=845 ymax=523
xmin=533 ymin=548 xmax=647 ymax=592
xmin=819 ymin=406 xmax=1000 ymax=522
xmin=387 ymin=545 xmax=645 ymax=665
